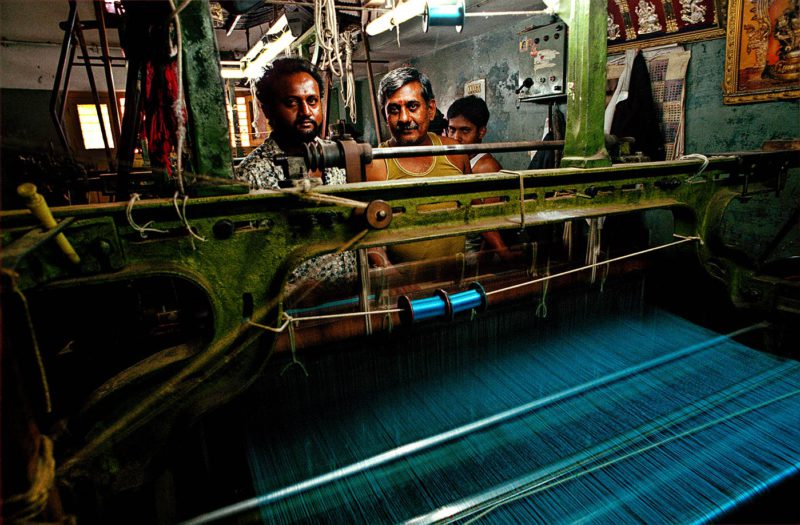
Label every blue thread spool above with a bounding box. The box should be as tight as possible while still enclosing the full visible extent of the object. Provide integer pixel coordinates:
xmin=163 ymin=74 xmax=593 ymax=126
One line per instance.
xmin=399 ymin=284 xmax=487 ymax=325
xmin=449 ymin=282 xmax=487 ymax=318
xmin=422 ymin=0 xmax=464 ymax=32
xmin=399 ymin=289 xmax=451 ymax=325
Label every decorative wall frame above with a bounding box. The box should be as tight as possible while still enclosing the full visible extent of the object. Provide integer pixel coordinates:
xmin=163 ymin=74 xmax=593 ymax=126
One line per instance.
xmin=723 ymin=0 xmax=800 ymax=104
xmin=607 ymin=0 xmax=726 ymax=53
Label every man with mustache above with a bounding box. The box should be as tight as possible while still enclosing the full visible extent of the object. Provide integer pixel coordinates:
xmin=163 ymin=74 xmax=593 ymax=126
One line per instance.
xmin=365 ymin=67 xmax=471 ymax=265
xmin=366 ymin=67 xmax=470 ymax=181
xmin=236 ymin=58 xmax=345 ymax=190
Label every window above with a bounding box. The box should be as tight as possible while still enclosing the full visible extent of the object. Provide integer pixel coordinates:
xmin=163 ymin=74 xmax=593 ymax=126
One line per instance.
xmin=77 ymin=104 xmax=115 ymax=149
xmin=236 ymin=96 xmax=251 ymax=147
xmin=226 ymin=96 xmax=252 ymax=148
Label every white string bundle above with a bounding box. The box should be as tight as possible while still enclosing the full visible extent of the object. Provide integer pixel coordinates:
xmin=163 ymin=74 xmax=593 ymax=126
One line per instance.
xmin=314 ymin=0 xmax=344 ymax=77
xmin=313 ymin=0 xmax=358 ymax=122
xmin=173 ymin=191 xmax=206 ymax=249
xmin=341 ymin=29 xmax=357 ymax=122
xmin=126 ymin=193 xmax=167 ymax=238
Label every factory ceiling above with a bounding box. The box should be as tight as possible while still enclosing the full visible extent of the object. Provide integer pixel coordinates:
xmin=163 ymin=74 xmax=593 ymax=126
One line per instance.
xmin=0 ymin=0 xmax=550 ymax=80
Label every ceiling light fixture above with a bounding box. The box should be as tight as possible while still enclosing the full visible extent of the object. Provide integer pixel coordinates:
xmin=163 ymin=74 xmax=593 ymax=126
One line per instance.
xmin=365 ymin=0 xmax=427 ymax=35
xmin=239 ymin=15 xmax=297 ymax=79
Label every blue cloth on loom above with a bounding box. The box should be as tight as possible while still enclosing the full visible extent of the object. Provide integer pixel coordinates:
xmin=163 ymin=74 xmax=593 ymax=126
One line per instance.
xmin=241 ymin=309 xmax=800 ymax=524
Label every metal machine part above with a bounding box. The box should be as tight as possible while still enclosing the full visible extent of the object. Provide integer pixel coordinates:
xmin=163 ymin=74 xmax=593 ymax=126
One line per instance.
xmin=518 ymin=21 xmax=568 ymax=101
xmin=304 ymin=137 xmax=565 ymax=182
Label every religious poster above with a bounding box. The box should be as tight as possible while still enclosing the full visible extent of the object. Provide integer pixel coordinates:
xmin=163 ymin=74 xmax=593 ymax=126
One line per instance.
xmin=723 ymin=0 xmax=800 ymax=103
xmin=607 ymin=0 xmax=725 ymax=52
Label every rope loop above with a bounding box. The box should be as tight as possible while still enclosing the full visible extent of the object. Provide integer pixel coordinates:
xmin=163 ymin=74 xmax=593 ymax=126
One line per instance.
xmin=126 ymin=193 xmax=168 ymax=239
xmin=173 ymin=191 xmax=206 ymax=248
xmin=680 ymin=153 xmax=710 ymax=181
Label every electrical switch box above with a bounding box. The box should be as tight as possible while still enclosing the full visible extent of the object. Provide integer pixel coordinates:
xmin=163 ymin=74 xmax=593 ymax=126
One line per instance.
xmin=517 ymin=22 xmax=567 ymax=102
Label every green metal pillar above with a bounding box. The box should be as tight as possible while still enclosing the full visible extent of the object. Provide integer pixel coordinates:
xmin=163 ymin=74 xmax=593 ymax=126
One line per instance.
xmin=560 ymin=0 xmax=612 ymax=168
xmin=178 ymin=0 xmax=234 ymax=181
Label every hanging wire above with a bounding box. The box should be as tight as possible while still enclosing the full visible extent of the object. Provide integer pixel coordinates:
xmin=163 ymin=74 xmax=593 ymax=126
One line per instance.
xmin=313 ymin=0 xmax=357 ymax=121
xmin=341 ymin=29 xmax=357 ymax=122
xmin=126 ymin=193 xmax=168 ymax=238
xmin=314 ymin=0 xmax=344 ymax=77
xmin=168 ymin=0 xmax=187 ymax=195
xmin=173 ymin=191 xmax=206 ymax=249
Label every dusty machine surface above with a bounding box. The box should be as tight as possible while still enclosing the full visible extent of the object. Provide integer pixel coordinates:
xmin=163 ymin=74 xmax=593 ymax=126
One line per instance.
xmin=2 ymin=0 xmax=799 ymax=523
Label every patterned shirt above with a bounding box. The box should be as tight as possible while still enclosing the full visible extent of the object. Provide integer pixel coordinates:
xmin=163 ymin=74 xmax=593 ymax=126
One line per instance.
xmin=235 ymin=138 xmax=354 ymax=286
xmin=235 ymin=138 xmax=346 ymax=190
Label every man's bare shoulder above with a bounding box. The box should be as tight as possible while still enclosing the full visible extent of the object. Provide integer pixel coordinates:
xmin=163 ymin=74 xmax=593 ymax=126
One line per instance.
xmin=439 ymin=134 xmax=471 ymax=173
xmin=473 ymin=154 xmax=503 ymax=174
xmin=365 ymin=159 xmax=388 ymax=181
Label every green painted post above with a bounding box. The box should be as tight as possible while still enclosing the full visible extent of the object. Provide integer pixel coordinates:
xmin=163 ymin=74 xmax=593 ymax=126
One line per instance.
xmin=178 ymin=0 xmax=234 ymax=182
xmin=560 ymin=0 xmax=612 ymax=168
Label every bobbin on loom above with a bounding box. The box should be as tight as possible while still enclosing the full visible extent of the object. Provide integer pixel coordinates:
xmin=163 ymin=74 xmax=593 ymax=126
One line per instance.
xmin=398 ymin=282 xmax=487 ymax=325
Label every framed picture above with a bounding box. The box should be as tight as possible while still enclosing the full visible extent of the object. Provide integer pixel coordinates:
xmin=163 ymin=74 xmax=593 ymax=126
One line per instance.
xmin=607 ymin=0 xmax=726 ymax=53
xmin=723 ymin=0 xmax=800 ymax=104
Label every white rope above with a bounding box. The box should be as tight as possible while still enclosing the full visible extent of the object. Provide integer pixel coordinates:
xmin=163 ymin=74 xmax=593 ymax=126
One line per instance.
xmin=341 ymin=30 xmax=357 ymax=122
xmin=126 ymin=194 xmax=167 ymax=238
xmin=485 ymin=235 xmax=702 ymax=297
xmin=168 ymin=0 xmax=187 ymax=195
xmin=314 ymin=0 xmax=343 ymax=77
xmin=680 ymin=153 xmax=709 ymax=179
xmin=313 ymin=0 xmax=357 ymax=121
xmin=248 ymin=308 xmax=403 ymax=333
xmin=173 ymin=191 xmax=206 ymax=246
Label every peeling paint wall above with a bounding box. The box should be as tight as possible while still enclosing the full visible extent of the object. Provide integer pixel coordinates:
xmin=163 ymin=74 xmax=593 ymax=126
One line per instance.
xmin=409 ymin=18 xmax=553 ymax=169
xmin=404 ymin=22 xmax=799 ymax=169
xmin=685 ymin=39 xmax=800 ymax=153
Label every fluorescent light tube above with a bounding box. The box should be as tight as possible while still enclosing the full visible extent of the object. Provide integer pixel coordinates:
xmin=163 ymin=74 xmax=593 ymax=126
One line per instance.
xmin=242 ymin=30 xmax=297 ymax=78
xmin=365 ymin=0 xmax=427 ymax=35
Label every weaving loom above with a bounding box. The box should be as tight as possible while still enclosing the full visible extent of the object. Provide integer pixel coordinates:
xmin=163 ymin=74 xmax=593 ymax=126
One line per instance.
xmin=1 ymin=0 xmax=799 ymax=523
xmin=174 ymin=276 xmax=800 ymax=524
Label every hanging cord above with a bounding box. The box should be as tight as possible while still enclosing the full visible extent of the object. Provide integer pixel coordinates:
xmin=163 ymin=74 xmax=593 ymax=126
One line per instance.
xmin=680 ymin=153 xmax=710 ymax=182
xmin=486 ymin=235 xmax=702 ymax=297
xmin=314 ymin=0 xmax=343 ymax=77
xmin=168 ymin=0 xmax=187 ymax=195
xmin=281 ymin=318 xmax=309 ymax=376
xmin=126 ymin=193 xmax=168 ymax=238
xmin=535 ymin=257 xmax=550 ymax=318
xmin=563 ymin=221 xmax=573 ymax=260
xmin=249 ymin=81 xmax=262 ymax=139
xmin=585 ymin=216 xmax=605 ymax=284
xmin=341 ymin=29 xmax=357 ymax=122
xmin=173 ymin=191 xmax=206 ymax=249
xmin=3 ymin=269 xmax=51 ymax=414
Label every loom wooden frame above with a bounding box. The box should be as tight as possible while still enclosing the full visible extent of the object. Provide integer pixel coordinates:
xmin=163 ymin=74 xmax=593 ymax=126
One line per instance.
xmin=723 ymin=0 xmax=800 ymax=104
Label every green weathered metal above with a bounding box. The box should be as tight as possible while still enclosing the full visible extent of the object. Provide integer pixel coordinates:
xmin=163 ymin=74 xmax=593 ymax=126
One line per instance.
xmin=560 ymin=0 xmax=612 ymax=168
xmin=177 ymin=0 xmax=235 ymax=184
xmin=0 ymin=151 xmax=797 ymax=486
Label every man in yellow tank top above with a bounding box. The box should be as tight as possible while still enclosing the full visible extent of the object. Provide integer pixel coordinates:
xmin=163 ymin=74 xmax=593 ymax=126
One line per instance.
xmin=365 ymin=67 xmax=471 ymax=265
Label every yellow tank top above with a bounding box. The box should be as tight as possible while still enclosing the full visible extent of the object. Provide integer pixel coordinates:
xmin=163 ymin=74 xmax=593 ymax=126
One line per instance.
xmin=380 ymin=133 xmax=466 ymax=263
xmin=381 ymin=133 xmax=464 ymax=180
